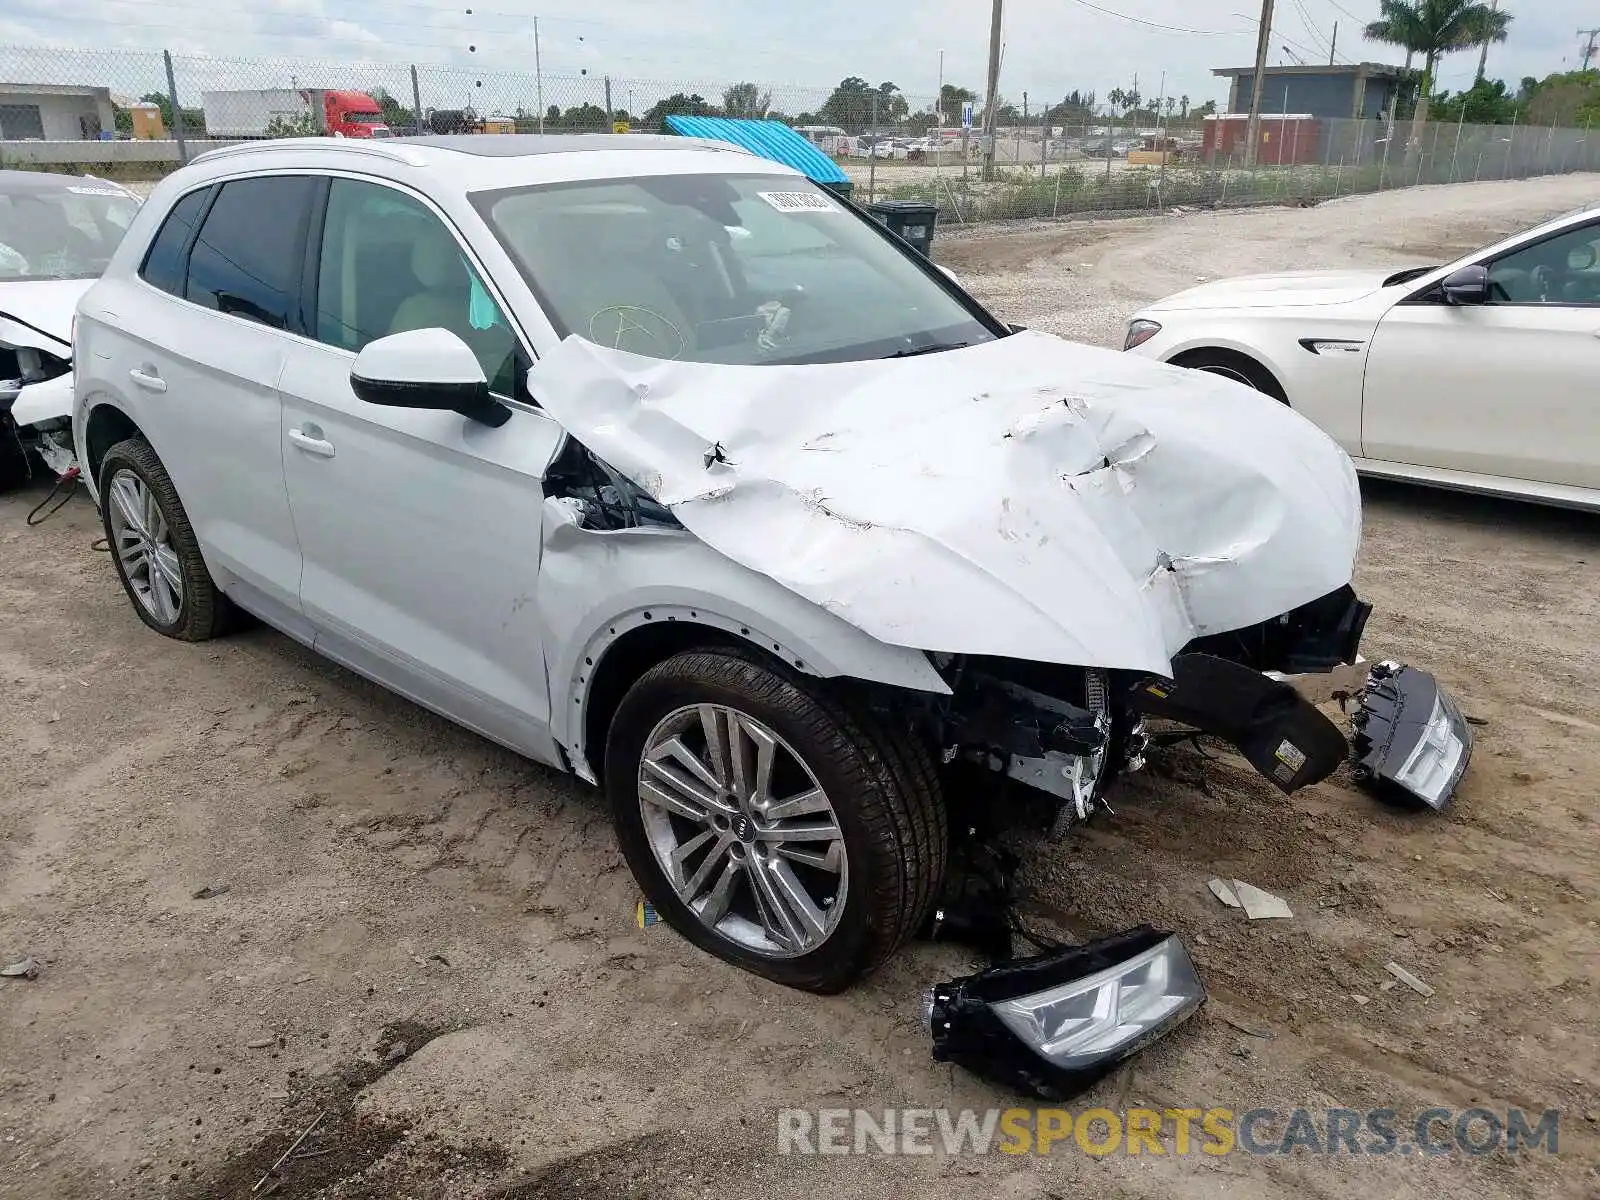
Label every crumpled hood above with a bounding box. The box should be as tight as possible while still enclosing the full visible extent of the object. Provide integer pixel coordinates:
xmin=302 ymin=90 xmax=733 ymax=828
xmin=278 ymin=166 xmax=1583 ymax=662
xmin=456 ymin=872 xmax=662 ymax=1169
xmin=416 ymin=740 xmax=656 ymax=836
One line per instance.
xmin=530 ymin=330 xmax=1361 ymax=676
xmin=1147 ymin=269 xmax=1395 ymax=311
xmin=0 ymin=279 xmax=86 ymax=353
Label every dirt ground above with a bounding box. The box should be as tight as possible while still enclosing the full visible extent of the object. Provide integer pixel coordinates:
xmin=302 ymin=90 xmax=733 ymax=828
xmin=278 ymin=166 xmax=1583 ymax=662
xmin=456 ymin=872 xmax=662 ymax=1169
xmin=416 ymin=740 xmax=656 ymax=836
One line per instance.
xmin=3 ymin=176 xmax=1598 ymax=1200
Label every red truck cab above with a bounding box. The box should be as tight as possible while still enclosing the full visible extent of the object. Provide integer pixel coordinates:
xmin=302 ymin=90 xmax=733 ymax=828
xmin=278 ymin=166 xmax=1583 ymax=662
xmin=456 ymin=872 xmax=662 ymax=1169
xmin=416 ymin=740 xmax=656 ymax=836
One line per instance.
xmin=321 ymin=90 xmax=392 ymax=138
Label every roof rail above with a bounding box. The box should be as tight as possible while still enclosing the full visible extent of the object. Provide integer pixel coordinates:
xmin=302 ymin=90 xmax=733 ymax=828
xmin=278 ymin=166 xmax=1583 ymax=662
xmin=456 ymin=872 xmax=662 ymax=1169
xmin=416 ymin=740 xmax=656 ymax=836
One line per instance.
xmin=189 ymin=138 xmax=429 ymax=167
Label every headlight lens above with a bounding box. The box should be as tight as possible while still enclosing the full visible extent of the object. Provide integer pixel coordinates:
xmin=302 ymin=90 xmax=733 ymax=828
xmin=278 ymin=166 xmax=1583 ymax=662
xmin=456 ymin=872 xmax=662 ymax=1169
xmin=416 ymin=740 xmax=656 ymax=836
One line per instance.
xmin=927 ymin=927 xmax=1206 ymax=1099
xmin=1123 ymin=319 xmax=1162 ymax=351
xmin=990 ymin=934 xmax=1203 ymax=1067
xmin=1392 ymin=693 xmax=1467 ymax=805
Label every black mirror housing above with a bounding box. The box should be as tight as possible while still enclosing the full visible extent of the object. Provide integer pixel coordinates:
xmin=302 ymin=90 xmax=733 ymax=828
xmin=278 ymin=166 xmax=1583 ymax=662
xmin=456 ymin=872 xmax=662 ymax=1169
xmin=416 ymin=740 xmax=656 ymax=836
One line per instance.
xmin=1440 ymin=264 xmax=1490 ymax=306
xmin=348 ymin=328 xmax=511 ymax=427
xmin=350 ymin=374 xmax=510 ymax=427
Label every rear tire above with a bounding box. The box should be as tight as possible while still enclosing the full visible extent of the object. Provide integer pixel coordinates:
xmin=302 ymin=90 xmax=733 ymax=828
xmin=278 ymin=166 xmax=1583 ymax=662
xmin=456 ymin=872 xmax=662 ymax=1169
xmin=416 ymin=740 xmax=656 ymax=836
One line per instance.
xmin=1173 ymin=349 xmax=1287 ymax=402
xmin=605 ymin=648 xmax=946 ymax=992
xmin=99 ymin=436 xmax=232 ymax=641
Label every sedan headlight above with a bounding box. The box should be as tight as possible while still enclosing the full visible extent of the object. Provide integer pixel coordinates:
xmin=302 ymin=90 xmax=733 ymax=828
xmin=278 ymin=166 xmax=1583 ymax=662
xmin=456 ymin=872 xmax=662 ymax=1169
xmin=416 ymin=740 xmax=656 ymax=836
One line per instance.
xmin=1123 ymin=319 xmax=1162 ymax=351
xmin=926 ymin=927 xmax=1205 ymax=1100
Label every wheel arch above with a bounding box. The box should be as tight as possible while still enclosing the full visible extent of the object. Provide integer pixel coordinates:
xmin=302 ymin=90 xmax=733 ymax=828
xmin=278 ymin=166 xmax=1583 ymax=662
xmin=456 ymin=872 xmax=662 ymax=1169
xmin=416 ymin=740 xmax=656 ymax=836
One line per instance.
xmin=569 ymin=609 xmax=821 ymax=787
xmin=1166 ymin=345 xmax=1290 ymax=403
xmin=83 ymin=401 xmax=144 ymax=494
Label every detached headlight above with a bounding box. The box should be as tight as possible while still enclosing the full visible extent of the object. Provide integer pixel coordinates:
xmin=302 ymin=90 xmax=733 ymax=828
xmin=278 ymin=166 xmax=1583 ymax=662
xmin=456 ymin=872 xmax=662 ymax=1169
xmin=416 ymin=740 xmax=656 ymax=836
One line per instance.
xmin=1350 ymin=661 xmax=1473 ymax=810
xmin=1123 ymin=319 xmax=1162 ymax=351
xmin=926 ymin=927 xmax=1205 ymax=1100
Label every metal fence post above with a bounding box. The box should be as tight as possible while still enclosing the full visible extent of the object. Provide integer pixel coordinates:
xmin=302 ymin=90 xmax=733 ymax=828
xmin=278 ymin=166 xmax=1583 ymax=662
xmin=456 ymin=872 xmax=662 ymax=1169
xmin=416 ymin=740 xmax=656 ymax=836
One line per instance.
xmin=867 ymin=92 xmax=878 ymax=204
xmin=1448 ymin=108 xmax=1465 ymax=184
xmin=163 ymin=49 xmax=188 ymax=165
xmin=410 ymin=64 xmax=424 ymax=136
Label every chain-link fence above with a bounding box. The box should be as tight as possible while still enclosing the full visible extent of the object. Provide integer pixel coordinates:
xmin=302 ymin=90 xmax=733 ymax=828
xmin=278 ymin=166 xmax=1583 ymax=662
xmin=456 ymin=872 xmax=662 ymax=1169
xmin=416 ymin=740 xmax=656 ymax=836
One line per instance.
xmin=4 ymin=44 xmax=1598 ymax=226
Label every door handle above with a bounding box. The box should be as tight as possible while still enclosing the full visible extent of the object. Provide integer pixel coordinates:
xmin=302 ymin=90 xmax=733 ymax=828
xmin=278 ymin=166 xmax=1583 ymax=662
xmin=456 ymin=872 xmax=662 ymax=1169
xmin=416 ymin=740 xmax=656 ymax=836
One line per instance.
xmin=128 ymin=366 xmax=166 ymax=393
xmin=287 ymin=427 xmax=336 ymax=459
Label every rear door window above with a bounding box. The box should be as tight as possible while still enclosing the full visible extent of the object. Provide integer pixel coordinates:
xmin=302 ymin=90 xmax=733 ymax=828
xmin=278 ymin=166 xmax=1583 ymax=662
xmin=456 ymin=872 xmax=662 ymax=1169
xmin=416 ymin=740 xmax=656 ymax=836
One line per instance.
xmin=138 ymin=186 xmax=210 ymax=297
xmin=185 ymin=176 xmax=317 ymax=329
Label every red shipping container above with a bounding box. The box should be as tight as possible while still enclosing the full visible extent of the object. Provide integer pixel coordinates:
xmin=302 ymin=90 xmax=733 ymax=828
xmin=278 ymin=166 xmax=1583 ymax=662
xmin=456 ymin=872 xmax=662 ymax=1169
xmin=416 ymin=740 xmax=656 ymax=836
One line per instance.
xmin=1203 ymin=114 xmax=1321 ymax=164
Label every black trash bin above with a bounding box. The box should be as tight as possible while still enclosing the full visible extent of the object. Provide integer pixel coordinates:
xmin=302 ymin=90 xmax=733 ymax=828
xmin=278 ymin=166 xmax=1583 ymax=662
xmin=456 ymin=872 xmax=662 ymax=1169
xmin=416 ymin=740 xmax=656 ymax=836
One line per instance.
xmin=865 ymin=199 xmax=939 ymax=256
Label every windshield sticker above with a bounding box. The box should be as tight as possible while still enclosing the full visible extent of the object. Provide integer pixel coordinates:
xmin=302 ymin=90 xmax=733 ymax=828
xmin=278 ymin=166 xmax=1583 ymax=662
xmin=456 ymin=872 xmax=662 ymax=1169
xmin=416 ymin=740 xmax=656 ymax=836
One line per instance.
xmin=757 ymin=191 xmax=841 ymax=215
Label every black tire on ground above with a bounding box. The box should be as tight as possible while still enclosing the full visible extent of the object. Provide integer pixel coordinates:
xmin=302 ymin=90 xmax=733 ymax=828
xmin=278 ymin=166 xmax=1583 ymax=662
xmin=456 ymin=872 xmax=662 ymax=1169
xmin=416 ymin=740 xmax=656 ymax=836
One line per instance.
xmin=1172 ymin=349 xmax=1288 ymax=402
xmin=98 ymin=436 xmax=233 ymax=641
xmin=605 ymin=648 xmax=947 ymax=993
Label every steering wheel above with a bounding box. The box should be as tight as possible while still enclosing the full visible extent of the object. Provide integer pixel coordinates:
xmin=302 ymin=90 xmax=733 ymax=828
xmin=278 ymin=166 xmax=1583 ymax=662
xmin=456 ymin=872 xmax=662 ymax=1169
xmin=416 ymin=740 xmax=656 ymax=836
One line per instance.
xmin=587 ymin=305 xmax=687 ymax=360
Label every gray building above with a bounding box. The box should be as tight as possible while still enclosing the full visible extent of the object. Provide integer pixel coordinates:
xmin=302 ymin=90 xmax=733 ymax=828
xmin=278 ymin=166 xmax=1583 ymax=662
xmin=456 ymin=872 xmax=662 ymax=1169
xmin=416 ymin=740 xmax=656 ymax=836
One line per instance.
xmin=1214 ymin=63 xmax=1408 ymax=121
xmin=0 ymin=83 xmax=116 ymax=140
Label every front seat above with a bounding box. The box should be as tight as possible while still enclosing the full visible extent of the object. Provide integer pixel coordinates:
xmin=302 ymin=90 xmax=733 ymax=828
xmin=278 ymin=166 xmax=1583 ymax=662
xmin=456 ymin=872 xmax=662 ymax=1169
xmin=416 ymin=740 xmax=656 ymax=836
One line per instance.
xmin=389 ymin=236 xmax=470 ymax=335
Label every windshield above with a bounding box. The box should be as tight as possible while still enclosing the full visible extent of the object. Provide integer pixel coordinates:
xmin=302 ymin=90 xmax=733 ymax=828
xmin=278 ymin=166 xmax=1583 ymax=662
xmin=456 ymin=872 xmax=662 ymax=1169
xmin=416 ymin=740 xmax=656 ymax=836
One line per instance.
xmin=472 ymin=173 xmax=998 ymax=365
xmin=0 ymin=184 xmax=139 ymax=282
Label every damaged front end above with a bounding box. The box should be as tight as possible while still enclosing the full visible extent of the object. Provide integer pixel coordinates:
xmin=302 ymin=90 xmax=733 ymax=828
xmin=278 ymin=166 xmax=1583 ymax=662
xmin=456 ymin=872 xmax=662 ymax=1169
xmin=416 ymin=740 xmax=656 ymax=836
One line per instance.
xmin=1 ymin=325 xmax=76 ymax=490
xmin=923 ymin=583 xmax=1452 ymax=837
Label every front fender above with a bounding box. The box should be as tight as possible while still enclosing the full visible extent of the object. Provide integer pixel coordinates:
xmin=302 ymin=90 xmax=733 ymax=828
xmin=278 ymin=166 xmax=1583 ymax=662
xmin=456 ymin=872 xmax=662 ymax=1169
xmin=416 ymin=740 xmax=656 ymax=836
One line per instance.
xmin=537 ymin=504 xmax=950 ymax=781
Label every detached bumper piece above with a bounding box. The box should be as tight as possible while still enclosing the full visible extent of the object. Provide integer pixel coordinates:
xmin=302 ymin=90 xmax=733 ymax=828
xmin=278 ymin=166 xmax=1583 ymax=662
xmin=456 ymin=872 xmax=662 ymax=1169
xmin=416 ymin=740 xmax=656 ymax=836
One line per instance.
xmin=1350 ymin=661 xmax=1473 ymax=810
xmin=1127 ymin=652 xmax=1349 ymax=793
xmin=926 ymin=927 xmax=1205 ymax=1101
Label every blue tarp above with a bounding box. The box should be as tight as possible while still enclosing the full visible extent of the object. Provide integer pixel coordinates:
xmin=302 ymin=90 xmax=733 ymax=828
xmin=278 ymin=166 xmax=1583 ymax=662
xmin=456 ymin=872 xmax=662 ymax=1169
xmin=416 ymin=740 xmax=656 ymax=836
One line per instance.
xmin=662 ymin=116 xmax=849 ymax=185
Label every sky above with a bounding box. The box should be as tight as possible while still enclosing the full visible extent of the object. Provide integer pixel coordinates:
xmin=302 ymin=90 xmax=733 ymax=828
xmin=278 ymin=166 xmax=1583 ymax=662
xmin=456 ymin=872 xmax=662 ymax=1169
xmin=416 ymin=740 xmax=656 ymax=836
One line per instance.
xmin=0 ymin=0 xmax=1590 ymax=116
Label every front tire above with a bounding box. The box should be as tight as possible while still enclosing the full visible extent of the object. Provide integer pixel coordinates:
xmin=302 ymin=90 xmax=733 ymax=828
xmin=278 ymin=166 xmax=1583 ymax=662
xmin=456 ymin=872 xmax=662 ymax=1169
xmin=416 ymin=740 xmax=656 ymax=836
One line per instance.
xmin=605 ymin=649 xmax=946 ymax=992
xmin=1173 ymin=349 xmax=1287 ymax=402
xmin=99 ymin=436 xmax=231 ymax=641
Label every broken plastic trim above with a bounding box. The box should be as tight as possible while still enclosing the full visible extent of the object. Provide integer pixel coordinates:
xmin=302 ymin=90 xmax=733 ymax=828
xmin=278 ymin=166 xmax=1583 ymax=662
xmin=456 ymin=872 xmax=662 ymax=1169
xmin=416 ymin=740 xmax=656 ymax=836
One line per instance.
xmin=926 ymin=927 xmax=1205 ymax=1101
xmin=542 ymin=436 xmax=680 ymax=531
xmin=1350 ymin=661 xmax=1473 ymax=810
xmin=1127 ymin=652 xmax=1349 ymax=793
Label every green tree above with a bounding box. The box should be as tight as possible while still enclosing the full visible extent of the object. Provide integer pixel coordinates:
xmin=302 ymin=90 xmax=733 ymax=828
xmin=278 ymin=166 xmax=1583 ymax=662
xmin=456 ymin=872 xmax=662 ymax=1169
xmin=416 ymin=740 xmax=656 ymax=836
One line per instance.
xmin=1180 ymin=94 xmax=1190 ymax=119
xmin=820 ymin=76 xmax=875 ymax=130
xmin=875 ymin=81 xmax=909 ymax=123
xmin=1364 ymin=0 xmax=1512 ymax=151
xmin=722 ymin=82 xmax=771 ymax=119
xmin=640 ymin=92 xmax=717 ymax=130
xmin=370 ymin=88 xmax=413 ymax=134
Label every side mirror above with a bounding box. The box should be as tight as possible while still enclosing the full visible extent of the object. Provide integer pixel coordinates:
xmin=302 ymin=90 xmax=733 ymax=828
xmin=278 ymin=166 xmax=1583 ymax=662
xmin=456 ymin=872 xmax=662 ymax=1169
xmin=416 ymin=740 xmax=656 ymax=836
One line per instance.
xmin=350 ymin=329 xmax=510 ymax=427
xmin=1440 ymin=264 xmax=1490 ymax=306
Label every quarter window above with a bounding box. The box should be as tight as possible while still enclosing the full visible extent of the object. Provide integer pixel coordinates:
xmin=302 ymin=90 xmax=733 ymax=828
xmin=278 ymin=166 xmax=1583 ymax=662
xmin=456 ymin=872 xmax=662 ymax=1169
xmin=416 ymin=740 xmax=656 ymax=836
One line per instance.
xmin=185 ymin=176 xmax=316 ymax=329
xmin=138 ymin=187 xmax=210 ymax=297
xmin=314 ymin=178 xmax=520 ymax=397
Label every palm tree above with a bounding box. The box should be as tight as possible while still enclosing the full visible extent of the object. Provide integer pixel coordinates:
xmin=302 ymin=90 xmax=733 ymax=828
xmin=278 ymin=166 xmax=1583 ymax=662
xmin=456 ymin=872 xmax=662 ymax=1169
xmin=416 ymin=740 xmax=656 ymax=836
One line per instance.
xmin=1364 ymin=0 xmax=1512 ymax=150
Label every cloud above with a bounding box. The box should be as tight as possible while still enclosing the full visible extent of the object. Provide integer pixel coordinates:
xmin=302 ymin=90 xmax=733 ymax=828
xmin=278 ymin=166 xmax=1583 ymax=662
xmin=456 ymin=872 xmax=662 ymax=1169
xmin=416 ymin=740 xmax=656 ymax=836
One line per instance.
xmin=0 ymin=0 xmax=1587 ymax=116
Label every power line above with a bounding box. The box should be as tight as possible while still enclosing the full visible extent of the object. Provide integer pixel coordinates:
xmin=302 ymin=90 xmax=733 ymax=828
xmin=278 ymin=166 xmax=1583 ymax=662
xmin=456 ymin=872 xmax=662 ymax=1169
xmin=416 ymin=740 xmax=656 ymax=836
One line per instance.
xmin=1291 ymin=0 xmax=1333 ymax=57
xmin=1062 ymin=0 xmax=1249 ymax=37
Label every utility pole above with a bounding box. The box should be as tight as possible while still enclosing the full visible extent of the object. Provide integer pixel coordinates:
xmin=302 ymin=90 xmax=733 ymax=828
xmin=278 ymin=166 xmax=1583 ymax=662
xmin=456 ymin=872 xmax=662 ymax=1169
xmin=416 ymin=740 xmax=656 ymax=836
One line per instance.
xmin=534 ymin=16 xmax=545 ymax=133
xmin=1244 ymin=0 xmax=1276 ymax=168
xmin=981 ymin=0 xmax=1004 ymax=180
xmin=1475 ymin=0 xmax=1499 ymax=82
xmin=1329 ymin=21 xmax=1338 ymax=66
xmin=937 ymin=49 xmax=945 ymax=123
xmin=1580 ymin=27 xmax=1600 ymax=72
xmin=604 ymin=75 xmax=613 ymax=125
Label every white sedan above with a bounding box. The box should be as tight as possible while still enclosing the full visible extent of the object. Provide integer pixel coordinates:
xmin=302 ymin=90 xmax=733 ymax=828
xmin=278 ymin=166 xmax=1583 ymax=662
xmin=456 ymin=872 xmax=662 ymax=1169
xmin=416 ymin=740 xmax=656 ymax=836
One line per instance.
xmin=1123 ymin=204 xmax=1600 ymax=512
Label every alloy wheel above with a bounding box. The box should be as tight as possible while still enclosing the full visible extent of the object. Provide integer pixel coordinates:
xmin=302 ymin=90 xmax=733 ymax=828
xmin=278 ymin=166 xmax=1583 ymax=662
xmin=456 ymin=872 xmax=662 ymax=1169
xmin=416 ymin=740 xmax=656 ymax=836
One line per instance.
xmin=637 ymin=703 xmax=848 ymax=958
xmin=106 ymin=468 xmax=184 ymax=625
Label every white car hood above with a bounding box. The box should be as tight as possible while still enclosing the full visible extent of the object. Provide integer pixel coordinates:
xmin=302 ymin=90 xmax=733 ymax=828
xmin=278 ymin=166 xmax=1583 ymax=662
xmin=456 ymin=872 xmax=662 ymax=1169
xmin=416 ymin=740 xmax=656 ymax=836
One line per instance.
xmin=1147 ymin=269 xmax=1396 ymax=311
xmin=0 ymin=279 xmax=86 ymax=352
xmin=531 ymin=330 xmax=1362 ymax=677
